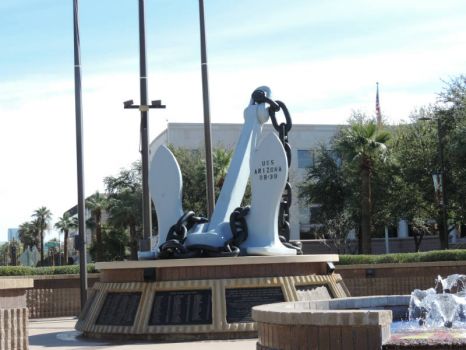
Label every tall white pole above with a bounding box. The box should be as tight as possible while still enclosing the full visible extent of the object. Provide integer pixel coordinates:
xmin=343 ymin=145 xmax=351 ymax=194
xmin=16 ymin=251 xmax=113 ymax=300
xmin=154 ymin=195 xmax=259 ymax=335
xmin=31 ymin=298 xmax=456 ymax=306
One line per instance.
xmin=198 ymin=0 xmax=215 ymax=217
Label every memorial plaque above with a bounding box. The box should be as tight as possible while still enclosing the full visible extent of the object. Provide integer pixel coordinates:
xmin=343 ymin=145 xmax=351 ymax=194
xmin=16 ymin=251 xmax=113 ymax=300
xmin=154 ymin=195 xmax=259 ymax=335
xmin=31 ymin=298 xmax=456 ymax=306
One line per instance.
xmin=296 ymin=284 xmax=333 ymax=300
xmin=225 ymin=287 xmax=284 ymax=323
xmin=149 ymin=289 xmax=212 ymax=325
xmin=96 ymin=292 xmax=141 ymax=326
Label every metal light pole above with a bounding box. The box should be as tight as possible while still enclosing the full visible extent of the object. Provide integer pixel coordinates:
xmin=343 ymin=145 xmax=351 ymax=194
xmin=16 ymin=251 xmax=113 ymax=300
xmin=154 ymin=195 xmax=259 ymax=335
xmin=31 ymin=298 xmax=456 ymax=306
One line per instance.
xmin=73 ymin=0 xmax=88 ymax=309
xmin=420 ymin=115 xmax=449 ymax=249
xmin=198 ymin=0 xmax=215 ymax=218
xmin=435 ymin=116 xmax=449 ymax=250
xmin=124 ymin=0 xmax=165 ymax=252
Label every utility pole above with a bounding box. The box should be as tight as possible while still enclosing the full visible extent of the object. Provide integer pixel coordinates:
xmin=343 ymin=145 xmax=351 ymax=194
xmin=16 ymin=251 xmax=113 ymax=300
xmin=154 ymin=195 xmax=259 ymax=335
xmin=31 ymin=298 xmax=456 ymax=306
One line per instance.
xmin=124 ymin=0 xmax=165 ymax=252
xmin=73 ymin=0 xmax=88 ymax=309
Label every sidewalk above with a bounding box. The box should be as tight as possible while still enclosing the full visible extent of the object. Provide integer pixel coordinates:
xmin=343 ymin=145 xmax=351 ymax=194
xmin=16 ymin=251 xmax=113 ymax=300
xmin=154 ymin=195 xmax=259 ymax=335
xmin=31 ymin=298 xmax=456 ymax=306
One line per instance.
xmin=28 ymin=317 xmax=257 ymax=350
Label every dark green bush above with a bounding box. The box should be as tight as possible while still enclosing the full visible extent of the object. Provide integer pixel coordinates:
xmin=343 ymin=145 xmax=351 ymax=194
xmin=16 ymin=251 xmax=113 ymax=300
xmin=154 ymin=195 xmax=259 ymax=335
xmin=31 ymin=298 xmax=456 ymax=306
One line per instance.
xmin=338 ymin=250 xmax=466 ymax=265
xmin=0 ymin=264 xmax=97 ymax=276
xmin=2 ymin=250 xmax=466 ymax=274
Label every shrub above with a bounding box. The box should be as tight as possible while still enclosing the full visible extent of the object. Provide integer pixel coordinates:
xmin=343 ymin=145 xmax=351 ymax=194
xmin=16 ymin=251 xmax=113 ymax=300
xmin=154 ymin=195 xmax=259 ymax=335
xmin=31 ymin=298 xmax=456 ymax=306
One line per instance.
xmin=338 ymin=250 xmax=466 ymax=265
xmin=0 ymin=264 xmax=97 ymax=276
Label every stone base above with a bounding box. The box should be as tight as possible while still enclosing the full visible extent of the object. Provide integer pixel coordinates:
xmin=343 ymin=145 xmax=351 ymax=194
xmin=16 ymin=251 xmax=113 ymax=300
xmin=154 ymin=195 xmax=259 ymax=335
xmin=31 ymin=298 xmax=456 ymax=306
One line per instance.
xmin=0 ymin=278 xmax=32 ymax=350
xmin=0 ymin=308 xmax=29 ymax=350
xmin=77 ymin=255 xmax=346 ymax=340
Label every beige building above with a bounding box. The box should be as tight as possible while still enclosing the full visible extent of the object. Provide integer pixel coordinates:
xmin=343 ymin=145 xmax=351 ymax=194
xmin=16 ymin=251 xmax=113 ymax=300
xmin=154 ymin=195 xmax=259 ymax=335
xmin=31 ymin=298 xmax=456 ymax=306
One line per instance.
xmin=150 ymin=123 xmax=342 ymax=240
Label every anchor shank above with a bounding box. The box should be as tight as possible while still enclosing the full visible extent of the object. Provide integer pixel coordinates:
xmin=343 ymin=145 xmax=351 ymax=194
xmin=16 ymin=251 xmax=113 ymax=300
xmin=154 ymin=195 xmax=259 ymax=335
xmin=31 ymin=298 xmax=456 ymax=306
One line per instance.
xmin=208 ymin=104 xmax=265 ymax=230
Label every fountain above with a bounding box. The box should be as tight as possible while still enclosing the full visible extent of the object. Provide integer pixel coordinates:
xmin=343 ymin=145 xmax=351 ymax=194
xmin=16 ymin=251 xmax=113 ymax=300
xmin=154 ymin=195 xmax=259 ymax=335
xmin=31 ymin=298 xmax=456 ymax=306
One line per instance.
xmin=253 ymin=274 xmax=466 ymax=350
xmin=408 ymin=274 xmax=466 ymax=328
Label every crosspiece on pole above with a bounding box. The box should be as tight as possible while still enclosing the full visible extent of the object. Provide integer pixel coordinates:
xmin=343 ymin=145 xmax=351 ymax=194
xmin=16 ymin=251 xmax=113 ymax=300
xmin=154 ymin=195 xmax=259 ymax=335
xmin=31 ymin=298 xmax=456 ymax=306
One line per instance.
xmin=124 ymin=98 xmax=166 ymax=253
xmin=123 ymin=100 xmax=166 ymax=110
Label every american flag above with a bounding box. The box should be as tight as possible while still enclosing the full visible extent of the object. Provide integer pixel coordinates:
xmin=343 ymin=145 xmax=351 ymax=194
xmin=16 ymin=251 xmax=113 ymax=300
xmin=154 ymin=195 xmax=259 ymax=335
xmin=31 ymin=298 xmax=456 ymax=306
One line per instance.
xmin=376 ymin=82 xmax=382 ymax=126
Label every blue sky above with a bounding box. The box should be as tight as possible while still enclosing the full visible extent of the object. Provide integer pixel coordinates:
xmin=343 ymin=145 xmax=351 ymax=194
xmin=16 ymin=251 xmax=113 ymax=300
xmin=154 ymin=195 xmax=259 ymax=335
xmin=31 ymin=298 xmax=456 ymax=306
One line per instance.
xmin=1 ymin=0 xmax=465 ymax=242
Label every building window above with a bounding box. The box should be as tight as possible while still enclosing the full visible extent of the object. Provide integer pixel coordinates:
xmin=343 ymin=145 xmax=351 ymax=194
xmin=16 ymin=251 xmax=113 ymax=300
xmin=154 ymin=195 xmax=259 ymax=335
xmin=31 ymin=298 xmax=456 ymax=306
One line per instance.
xmin=297 ymin=150 xmax=314 ymax=168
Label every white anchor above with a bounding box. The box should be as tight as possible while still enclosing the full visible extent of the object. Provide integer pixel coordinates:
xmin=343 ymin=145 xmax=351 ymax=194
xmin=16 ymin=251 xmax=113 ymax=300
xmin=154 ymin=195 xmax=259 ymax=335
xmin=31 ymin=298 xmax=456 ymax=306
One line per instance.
xmin=146 ymin=87 xmax=297 ymax=258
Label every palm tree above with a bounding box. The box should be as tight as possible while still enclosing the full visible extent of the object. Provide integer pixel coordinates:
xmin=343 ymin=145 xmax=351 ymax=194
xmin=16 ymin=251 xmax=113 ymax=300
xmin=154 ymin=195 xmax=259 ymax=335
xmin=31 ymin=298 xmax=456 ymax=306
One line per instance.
xmin=107 ymin=191 xmax=141 ymax=260
xmin=32 ymin=207 xmax=52 ymax=265
xmin=213 ymin=147 xmax=233 ymax=190
xmin=104 ymin=163 xmax=143 ymax=260
xmin=18 ymin=221 xmax=39 ymax=250
xmin=336 ymin=121 xmax=390 ymax=254
xmin=86 ymin=192 xmax=107 ymax=262
xmin=54 ymin=212 xmax=77 ymax=264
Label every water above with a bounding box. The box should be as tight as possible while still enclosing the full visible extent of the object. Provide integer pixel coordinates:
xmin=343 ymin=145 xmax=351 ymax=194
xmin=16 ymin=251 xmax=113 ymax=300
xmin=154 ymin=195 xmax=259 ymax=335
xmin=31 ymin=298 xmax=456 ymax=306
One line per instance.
xmin=408 ymin=274 xmax=466 ymax=328
xmin=392 ymin=320 xmax=466 ymax=333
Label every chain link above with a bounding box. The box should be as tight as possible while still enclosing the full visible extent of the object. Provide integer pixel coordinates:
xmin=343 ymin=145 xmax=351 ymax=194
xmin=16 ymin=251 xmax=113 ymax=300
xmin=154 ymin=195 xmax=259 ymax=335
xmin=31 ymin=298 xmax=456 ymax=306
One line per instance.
xmin=158 ymin=211 xmax=208 ymax=259
xmin=252 ymin=90 xmax=302 ymax=254
xmin=158 ymin=90 xmax=302 ymax=259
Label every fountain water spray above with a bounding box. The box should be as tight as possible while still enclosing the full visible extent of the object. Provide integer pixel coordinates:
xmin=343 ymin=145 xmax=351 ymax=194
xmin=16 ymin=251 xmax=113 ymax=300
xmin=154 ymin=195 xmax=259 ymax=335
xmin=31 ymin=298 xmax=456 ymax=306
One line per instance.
xmin=409 ymin=274 xmax=466 ymax=328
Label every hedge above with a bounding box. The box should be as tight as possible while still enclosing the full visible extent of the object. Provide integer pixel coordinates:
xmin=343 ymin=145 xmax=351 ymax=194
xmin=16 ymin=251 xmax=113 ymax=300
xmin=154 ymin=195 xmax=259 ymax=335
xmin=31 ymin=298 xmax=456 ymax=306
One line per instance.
xmin=2 ymin=250 xmax=466 ymax=275
xmin=338 ymin=249 xmax=466 ymax=265
xmin=0 ymin=264 xmax=97 ymax=276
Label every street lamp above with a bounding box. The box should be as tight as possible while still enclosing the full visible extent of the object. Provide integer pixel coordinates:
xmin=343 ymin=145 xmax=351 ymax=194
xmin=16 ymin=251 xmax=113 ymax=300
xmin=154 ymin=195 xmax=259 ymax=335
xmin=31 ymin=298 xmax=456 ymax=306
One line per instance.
xmin=124 ymin=0 xmax=166 ymax=253
xmin=419 ymin=115 xmax=449 ymax=249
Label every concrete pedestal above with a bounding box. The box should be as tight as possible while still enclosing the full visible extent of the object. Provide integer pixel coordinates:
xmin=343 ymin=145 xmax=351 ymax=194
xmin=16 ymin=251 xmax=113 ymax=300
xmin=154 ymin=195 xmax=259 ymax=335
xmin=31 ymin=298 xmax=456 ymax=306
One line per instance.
xmin=77 ymin=255 xmax=347 ymax=340
xmin=0 ymin=278 xmax=33 ymax=350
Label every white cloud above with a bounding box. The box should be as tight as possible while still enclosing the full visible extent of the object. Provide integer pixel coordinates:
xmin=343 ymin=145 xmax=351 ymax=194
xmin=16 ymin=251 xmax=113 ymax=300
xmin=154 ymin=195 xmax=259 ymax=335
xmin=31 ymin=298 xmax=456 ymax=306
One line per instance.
xmin=1 ymin=0 xmax=466 ymax=241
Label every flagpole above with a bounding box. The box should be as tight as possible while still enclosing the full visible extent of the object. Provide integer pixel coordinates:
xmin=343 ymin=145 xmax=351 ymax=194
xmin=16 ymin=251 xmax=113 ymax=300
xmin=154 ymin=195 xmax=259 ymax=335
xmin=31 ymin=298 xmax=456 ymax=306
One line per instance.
xmin=376 ymin=82 xmax=382 ymax=128
xmin=124 ymin=0 xmax=165 ymax=254
xmin=138 ymin=0 xmax=152 ymax=247
xmin=73 ymin=0 xmax=88 ymax=309
xmin=198 ymin=0 xmax=215 ymax=218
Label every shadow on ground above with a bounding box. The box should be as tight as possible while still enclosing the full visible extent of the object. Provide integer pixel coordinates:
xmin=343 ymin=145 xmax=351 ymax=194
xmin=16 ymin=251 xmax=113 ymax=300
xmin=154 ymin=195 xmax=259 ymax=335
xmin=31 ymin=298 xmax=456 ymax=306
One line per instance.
xmin=29 ymin=331 xmax=111 ymax=348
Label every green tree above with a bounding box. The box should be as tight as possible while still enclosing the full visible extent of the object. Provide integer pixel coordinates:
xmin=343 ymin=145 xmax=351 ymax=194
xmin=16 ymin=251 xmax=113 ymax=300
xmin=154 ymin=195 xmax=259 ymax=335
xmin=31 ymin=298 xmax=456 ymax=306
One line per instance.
xmin=86 ymin=192 xmax=107 ymax=262
xmin=438 ymin=76 xmax=466 ymax=231
xmin=300 ymin=147 xmax=347 ymax=220
xmin=213 ymin=147 xmax=233 ymax=191
xmin=0 ymin=242 xmax=8 ymax=265
xmin=169 ymin=147 xmax=208 ymax=216
xmin=300 ymin=147 xmax=356 ymax=252
xmin=104 ymin=162 xmax=142 ymax=260
xmin=169 ymin=146 xmax=250 ymax=219
xmin=89 ymin=226 xmax=128 ymax=261
xmin=32 ymin=206 xmax=52 ymax=265
xmin=18 ymin=221 xmax=39 ymax=251
xmin=54 ymin=212 xmax=76 ymax=264
xmin=387 ymin=76 xmax=466 ymax=248
xmin=334 ymin=119 xmax=390 ymax=253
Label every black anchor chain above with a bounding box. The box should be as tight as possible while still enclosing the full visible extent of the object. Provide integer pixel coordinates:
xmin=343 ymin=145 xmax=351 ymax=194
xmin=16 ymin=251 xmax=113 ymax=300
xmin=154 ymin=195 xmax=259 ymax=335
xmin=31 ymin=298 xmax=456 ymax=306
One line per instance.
xmin=158 ymin=89 xmax=301 ymax=259
xmin=252 ymin=89 xmax=302 ymax=254
xmin=158 ymin=211 xmax=208 ymax=259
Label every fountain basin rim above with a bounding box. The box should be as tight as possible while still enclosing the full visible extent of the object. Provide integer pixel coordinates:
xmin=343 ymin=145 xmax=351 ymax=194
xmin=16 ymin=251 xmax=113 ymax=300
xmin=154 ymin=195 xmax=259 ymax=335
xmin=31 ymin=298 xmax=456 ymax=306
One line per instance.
xmin=253 ymin=302 xmax=392 ymax=326
xmin=95 ymin=254 xmax=339 ymax=270
xmin=253 ymin=295 xmax=411 ymax=326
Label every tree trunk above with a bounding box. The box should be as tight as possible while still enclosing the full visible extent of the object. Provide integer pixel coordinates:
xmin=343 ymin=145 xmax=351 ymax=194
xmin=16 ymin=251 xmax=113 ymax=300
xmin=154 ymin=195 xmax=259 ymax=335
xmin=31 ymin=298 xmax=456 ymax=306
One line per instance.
xmin=413 ymin=230 xmax=424 ymax=252
xmin=129 ymin=225 xmax=138 ymax=260
xmin=40 ymin=230 xmax=44 ymax=265
xmin=64 ymin=229 xmax=69 ymax=264
xmin=360 ymin=164 xmax=372 ymax=254
xmin=96 ymin=220 xmax=103 ymax=262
